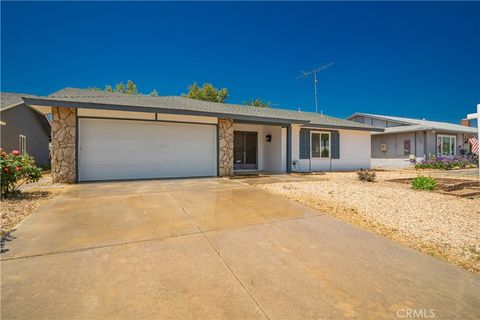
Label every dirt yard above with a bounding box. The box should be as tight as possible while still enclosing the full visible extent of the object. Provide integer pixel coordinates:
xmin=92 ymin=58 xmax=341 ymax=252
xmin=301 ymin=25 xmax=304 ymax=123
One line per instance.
xmin=1 ymin=175 xmax=66 ymax=236
xmin=254 ymin=171 xmax=480 ymax=273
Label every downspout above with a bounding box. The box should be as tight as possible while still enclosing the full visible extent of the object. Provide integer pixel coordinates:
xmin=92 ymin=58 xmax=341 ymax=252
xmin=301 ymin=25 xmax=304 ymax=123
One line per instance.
xmin=414 ymin=131 xmax=417 ymax=158
xmin=423 ymin=131 xmax=427 ymax=159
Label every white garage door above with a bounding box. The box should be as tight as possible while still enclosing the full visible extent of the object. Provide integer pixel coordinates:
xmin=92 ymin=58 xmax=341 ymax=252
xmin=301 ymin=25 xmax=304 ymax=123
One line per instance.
xmin=78 ymin=118 xmax=217 ymax=181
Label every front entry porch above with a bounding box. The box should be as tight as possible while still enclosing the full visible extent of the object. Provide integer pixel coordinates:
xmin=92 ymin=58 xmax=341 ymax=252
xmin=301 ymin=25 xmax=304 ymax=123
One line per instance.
xmin=233 ymin=123 xmax=288 ymax=174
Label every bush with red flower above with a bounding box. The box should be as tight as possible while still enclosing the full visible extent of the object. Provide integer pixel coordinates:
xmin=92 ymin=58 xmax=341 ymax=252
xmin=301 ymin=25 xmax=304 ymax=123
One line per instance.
xmin=0 ymin=148 xmax=42 ymax=197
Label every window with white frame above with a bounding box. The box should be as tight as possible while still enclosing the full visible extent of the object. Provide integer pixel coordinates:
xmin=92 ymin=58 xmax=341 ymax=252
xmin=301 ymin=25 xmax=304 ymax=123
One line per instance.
xmin=436 ymin=135 xmax=456 ymax=157
xmin=311 ymin=132 xmax=330 ymax=158
xmin=19 ymin=135 xmax=27 ymax=155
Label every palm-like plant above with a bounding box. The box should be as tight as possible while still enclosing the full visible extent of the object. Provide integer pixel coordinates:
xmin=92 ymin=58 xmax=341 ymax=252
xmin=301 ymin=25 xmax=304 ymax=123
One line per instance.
xmin=244 ymin=98 xmax=271 ymax=108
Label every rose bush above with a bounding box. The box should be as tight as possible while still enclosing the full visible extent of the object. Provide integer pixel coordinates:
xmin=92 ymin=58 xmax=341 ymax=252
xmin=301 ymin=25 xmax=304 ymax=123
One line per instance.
xmin=0 ymin=148 xmax=42 ymax=197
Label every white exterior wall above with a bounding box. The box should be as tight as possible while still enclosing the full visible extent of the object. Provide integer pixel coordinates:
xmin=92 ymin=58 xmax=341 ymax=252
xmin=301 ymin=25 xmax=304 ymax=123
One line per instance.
xmin=78 ymin=108 xmax=218 ymax=124
xmin=232 ymin=123 xmax=286 ymax=172
xmin=263 ymin=126 xmax=287 ymax=172
xmin=371 ymin=158 xmax=417 ymax=169
xmin=334 ymin=129 xmax=371 ymax=170
xmin=78 ymin=108 xmax=156 ymax=120
xmin=156 ymin=113 xmax=217 ymax=124
xmin=291 ymin=126 xmax=371 ymax=172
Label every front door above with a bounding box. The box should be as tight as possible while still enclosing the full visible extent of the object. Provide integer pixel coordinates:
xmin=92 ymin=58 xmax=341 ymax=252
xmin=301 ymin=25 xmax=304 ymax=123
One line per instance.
xmin=234 ymin=131 xmax=258 ymax=170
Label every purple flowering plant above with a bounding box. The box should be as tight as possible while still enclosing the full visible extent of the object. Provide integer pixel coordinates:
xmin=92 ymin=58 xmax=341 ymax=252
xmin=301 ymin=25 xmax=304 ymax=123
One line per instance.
xmin=415 ymin=155 xmax=478 ymax=170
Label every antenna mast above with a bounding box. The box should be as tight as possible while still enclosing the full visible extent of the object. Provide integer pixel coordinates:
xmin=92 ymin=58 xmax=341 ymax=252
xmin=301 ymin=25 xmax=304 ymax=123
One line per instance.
xmin=297 ymin=62 xmax=334 ymax=113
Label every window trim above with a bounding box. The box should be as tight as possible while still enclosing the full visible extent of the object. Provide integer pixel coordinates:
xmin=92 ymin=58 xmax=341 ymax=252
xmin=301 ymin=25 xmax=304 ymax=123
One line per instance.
xmin=19 ymin=135 xmax=27 ymax=155
xmin=437 ymin=134 xmax=456 ymax=157
xmin=310 ymin=131 xmax=331 ymax=159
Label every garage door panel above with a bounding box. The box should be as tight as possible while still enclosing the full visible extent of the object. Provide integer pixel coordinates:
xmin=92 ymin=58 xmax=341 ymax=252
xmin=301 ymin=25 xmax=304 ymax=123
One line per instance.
xmin=78 ymin=118 xmax=217 ymax=181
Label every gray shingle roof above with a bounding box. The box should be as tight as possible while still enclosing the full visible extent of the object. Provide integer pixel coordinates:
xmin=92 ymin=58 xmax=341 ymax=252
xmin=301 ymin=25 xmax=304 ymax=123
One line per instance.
xmin=350 ymin=112 xmax=477 ymax=134
xmin=24 ymin=88 xmax=381 ymax=131
xmin=1 ymin=92 xmax=34 ymax=110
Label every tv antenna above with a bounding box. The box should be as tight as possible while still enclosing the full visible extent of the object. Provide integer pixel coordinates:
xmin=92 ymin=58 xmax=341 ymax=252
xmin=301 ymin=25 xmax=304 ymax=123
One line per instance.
xmin=297 ymin=62 xmax=334 ymax=113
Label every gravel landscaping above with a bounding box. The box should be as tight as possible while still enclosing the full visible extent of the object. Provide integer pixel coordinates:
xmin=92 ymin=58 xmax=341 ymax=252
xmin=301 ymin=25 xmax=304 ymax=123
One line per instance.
xmin=254 ymin=171 xmax=480 ymax=273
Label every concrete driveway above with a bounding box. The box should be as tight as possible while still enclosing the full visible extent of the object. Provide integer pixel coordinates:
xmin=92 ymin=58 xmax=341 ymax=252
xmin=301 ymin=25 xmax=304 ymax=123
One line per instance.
xmin=1 ymin=178 xmax=479 ymax=319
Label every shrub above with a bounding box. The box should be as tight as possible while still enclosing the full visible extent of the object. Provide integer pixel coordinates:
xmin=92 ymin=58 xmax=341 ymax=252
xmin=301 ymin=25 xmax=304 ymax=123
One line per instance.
xmin=0 ymin=148 xmax=42 ymax=197
xmin=415 ymin=155 xmax=478 ymax=170
xmin=411 ymin=176 xmax=437 ymax=190
xmin=357 ymin=169 xmax=376 ymax=182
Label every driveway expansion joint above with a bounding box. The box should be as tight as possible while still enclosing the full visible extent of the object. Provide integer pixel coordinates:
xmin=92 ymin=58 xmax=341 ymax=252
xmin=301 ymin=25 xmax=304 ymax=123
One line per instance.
xmin=169 ymin=191 xmax=271 ymax=320
xmin=1 ymin=230 xmax=202 ymax=262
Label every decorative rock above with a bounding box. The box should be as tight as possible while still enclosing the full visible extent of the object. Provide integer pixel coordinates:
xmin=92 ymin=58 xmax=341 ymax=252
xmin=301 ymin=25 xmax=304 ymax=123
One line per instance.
xmin=51 ymin=107 xmax=76 ymax=183
xmin=218 ymin=118 xmax=234 ymax=177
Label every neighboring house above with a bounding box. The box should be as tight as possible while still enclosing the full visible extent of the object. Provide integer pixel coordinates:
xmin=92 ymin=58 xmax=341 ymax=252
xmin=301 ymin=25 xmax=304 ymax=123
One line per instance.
xmin=347 ymin=112 xmax=477 ymax=168
xmin=0 ymin=92 xmax=51 ymax=167
xmin=25 ymin=88 xmax=382 ymax=183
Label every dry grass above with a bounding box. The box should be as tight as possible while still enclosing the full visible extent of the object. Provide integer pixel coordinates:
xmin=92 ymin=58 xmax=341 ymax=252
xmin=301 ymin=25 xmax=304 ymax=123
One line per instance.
xmin=1 ymin=185 xmax=65 ymax=235
xmin=255 ymin=171 xmax=480 ymax=274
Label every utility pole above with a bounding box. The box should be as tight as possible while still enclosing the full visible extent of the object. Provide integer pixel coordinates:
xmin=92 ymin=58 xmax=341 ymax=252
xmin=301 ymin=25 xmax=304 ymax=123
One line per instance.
xmin=297 ymin=62 xmax=334 ymax=113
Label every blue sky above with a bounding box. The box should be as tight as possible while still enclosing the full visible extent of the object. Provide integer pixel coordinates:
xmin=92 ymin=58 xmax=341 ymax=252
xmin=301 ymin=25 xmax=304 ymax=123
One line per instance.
xmin=1 ymin=2 xmax=479 ymax=124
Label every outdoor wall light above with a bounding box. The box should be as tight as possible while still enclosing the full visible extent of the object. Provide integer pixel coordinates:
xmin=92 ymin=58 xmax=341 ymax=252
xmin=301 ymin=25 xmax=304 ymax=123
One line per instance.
xmin=266 ymin=134 xmax=272 ymax=142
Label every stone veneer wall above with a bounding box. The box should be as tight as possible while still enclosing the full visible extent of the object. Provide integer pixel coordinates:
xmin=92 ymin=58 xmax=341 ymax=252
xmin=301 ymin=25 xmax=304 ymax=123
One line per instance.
xmin=218 ymin=118 xmax=234 ymax=177
xmin=51 ymin=107 xmax=76 ymax=183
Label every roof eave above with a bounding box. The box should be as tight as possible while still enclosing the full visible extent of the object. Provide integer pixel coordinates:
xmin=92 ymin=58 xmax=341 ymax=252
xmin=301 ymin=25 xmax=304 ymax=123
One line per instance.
xmin=23 ymin=97 xmax=309 ymax=125
xmin=372 ymin=125 xmax=477 ymax=135
xmin=0 ymin=101 xmax=24 ymax=112
xmin=346 ymin=112 xmax=417 ymax=125
xmin=302 ymin=123 xmax=384 ymax=132
xmin=346 ymin=112 xmax=363 ymax=120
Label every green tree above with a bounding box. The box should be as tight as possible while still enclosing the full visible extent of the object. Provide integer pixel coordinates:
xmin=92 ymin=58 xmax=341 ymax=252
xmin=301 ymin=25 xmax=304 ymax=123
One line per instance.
xmin=183 ymin=82 xmax=228 ymax=103
xmin=150 ymin=89 xmax=158 ymax=97
xmin=115 ymin=82 xmax=126 ymax=93
xmin=244 ymin=98 xmax=271 ymax=108
xmin=96 ymin=81 xmax=151 ymax=96
xmin=125 ymin=80 xmax=138 ymax=95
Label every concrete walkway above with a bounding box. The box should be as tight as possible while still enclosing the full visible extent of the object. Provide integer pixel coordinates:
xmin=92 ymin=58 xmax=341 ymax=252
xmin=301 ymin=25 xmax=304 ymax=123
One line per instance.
xmin=1 ymin=178 xmax=479 ymax=319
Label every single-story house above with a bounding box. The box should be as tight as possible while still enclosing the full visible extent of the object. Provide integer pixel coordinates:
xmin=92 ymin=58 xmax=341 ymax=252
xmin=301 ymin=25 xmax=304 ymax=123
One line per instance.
xmin=1 ymin=92 xmax=51 ymax=167
xmin=24 ymin=88 xmax=382 ymax=183
xmin=347 ymin=112 xmax=478 ymax=168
